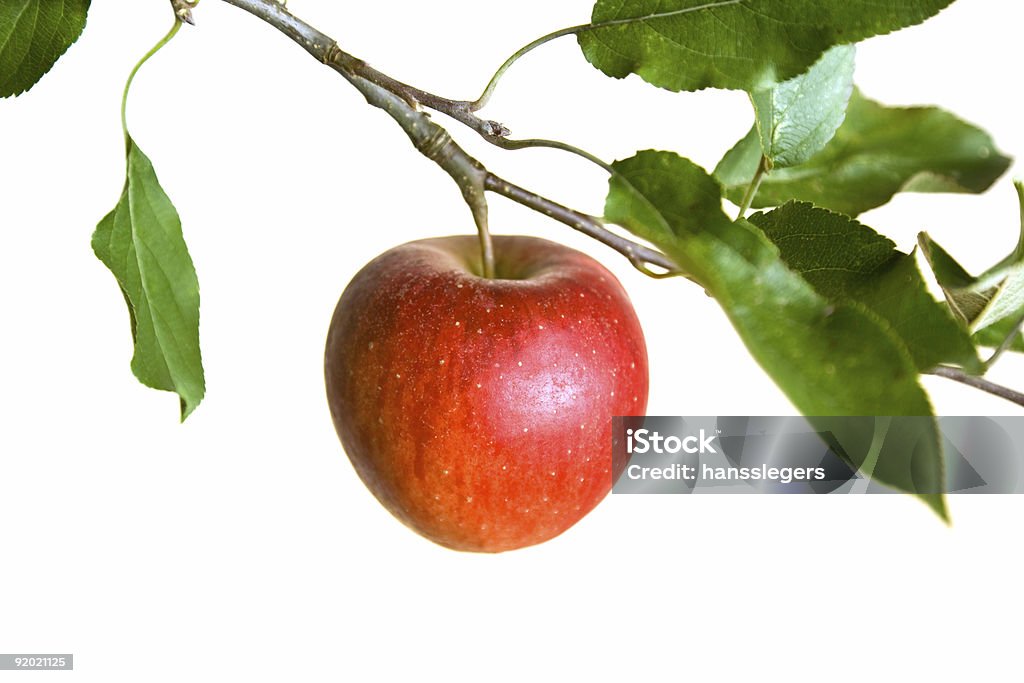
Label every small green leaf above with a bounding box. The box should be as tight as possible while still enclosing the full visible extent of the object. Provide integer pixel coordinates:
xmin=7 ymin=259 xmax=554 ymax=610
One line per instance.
xmin=715 ymin=91 xmax=1012 ymax=216
xmin=752 ymin=45 xmax=855 ymax=169
xmin=973 ymin=317 xmax=1024 ymax=354
xmin=93 ymin=139 xmax=205 ymax=420
xmin=579 ymin=0 xmax=953 ymax=93
xmin=606 ymin=150 xmax=945 ymax=517
xmin=920 ymin=181 xmax=1024 ymax=335
xmin=749 ymin=202 xmax=981 ymax=373
xmin=0 ymin=0 xmax=90 ymax=98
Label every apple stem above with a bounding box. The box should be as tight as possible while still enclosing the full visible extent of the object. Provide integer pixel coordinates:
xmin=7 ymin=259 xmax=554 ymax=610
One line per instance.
xmin=469 ymin=191 xmax=497 ymax=278
xmin=215 ymin=0 xmax=680 ymax=280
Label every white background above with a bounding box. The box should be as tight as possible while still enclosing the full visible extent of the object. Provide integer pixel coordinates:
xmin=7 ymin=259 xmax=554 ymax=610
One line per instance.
xmin=2 ymin=1 xmax=1022 ymax=680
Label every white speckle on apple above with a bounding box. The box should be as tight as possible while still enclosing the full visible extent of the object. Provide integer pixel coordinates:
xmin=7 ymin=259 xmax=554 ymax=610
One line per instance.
xmin=476 ymin=383 xmax=482 ymax=388
xmin=592 ymin=349 xmax=597 ymax=355
xmin=538 ymin=324 xmax=544 ymax=330
xmin=442 ymin=469 xmax=449 ymax=476
xmin=610 ymin=391 xmax=615 ymax=397
xmin=395 ymin=373 xmax=401 ymax=379
xmin=455 ymin=321 xmax=460 ymax=327
xmin=477 ymin=328 xmax=483 ymax=334
xmin=523 ymin=427 xmax=529 ymax=433
xmin=502 ymin=465 xmax=508 ymax=471
xmin=368 ymin=341 xmax=374 ymax=349
xmin=630 ymin=362 xmax=635 ymax=369
xmin=549 ymin=471 xmax=556 ymax=477
xmin=517 ymin=361 xmax=523 ymax=367
xmin=466 ymin=496 xmax=473 ymax=503
xmin=567 ymin=448 xmax=572 ymax=454
xmin=434 ymin=494 xmax=440 ymax=501
xmin=579 ymin=477 xmax=585 ymax=483
xmin=439 ymin=359 xmax=445 ymax=365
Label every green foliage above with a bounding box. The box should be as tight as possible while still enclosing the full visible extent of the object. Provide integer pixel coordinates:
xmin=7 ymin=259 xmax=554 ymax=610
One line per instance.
xmin=751 ymin=45 xmax=855 ymax=169
xmin=605 ymin=151 xmax=946 ymax=516
xmin=920 ymin=182 xmax=1024 ymax=341
xmin=92 ymin=140 xmax=205 ymax=420
xmin=715 ymin=91 xmax=1011 ymax=216
xmin=749 ymin=203 xmax=980 ymax=373
xmin=0 ymin=0 xmax=90 ymax=98
xmin=579 ymin=0 xmax=953 ymax=92
xmin=974 ymin=318 xmax=1024 ymax=354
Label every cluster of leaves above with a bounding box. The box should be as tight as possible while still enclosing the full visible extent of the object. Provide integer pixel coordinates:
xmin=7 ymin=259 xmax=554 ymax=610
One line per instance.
xmin=3 ymin=0 xmax=1021 ymax=515
xmin=584 ymin=0 xmax=1019 ymax=517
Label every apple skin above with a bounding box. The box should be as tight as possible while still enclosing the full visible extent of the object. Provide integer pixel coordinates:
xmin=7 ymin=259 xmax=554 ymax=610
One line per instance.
xmin=324 ymin=235 xmax=648 ymax=552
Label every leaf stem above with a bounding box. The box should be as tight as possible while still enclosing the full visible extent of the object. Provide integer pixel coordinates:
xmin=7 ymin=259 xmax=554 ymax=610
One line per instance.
xmin=472 ymin=25 xmax=586 ymax=111
xmin=487 ymin=136 xmax=615 ymax=174
xmin=121 ymin=19 xmax=183 ymax=145
xmin=984 ymin=312 xmax=1024 ymax=370
xmin=470 ymin=0 xmax=745 ymax=110
xmin=928 ymin=366 xmax=1024 ymax=408
xmin=737 ymin=155 xmax=768 ymax=219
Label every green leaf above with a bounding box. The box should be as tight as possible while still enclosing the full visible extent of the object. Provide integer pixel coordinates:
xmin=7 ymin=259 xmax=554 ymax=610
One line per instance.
xmin=0 ymin=0 xmax=90 ymax=98
xmin=752 ymin=45 xmax=855 ymax=169
xmin=973 ymin=317 xmax=1024 ymax=354
xmin=919 ymin=181 xmax=1024 ymax=334
xmin=92 ymin=139 xmax=205 ymax=420
xmin=749 ymin=202 xmax=981 ymax=373
xmin=579 ymin=0 xmax=953 ymax=93
xmin=605 ymin=150 xmax=945 ymax=518
xmin=715 ymin=90 xmax=1012 ymax=216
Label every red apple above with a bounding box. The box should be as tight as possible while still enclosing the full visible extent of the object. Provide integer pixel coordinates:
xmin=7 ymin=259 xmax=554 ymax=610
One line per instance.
xmin=324 ymin=235 xmax=648 ymax=552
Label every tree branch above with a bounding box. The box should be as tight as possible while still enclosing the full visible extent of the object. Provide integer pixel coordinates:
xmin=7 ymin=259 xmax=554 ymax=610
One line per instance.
xmin=484 ymin=175 xmax=680 ymax=276
xmin=216 ymin=0 xmax=677 ymax=277
xmin=928 ymin=366 xmax=1024 ymax=408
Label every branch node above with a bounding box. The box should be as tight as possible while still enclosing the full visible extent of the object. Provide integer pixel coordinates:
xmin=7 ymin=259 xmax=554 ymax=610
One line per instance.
xmin=171 ymin=0 xmax=199 ymax=25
